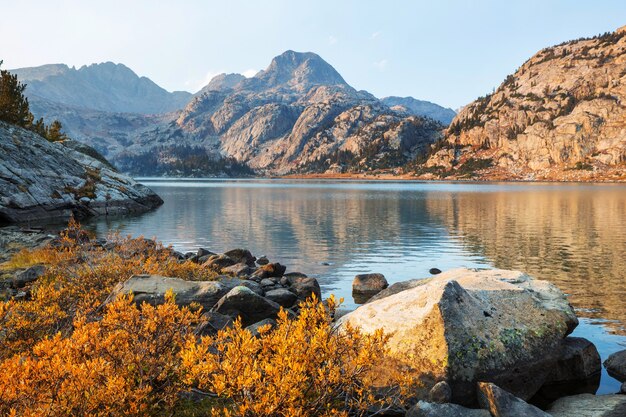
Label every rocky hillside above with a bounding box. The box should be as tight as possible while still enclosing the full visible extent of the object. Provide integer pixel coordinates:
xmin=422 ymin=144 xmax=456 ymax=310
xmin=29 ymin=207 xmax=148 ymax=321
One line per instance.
xmin=116 ymin=51 xmax=443 ymax=176
xmin=381 ymin=96 xmax=456 ymax=125
xmin=419 ymin=26 xmax=626 ymax=181
xmin=0 ymin=122 xmax=162 ymax=224
xmin=11 ymin=62 xmax=191 ymax=114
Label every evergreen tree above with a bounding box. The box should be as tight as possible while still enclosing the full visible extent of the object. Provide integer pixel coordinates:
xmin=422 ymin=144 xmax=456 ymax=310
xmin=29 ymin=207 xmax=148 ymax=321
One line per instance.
xmin=45 ymin=120 xmax=67 ymax=142
xmin=0 ymin=60 xmax=31 ymax=126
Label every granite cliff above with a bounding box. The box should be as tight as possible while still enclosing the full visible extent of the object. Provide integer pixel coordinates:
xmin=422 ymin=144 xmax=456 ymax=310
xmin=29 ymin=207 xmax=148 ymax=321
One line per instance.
xmin=0 ymin=121 xmax=162 ymax=224
xmin=418 ymin=27 xmax=626 ymax=181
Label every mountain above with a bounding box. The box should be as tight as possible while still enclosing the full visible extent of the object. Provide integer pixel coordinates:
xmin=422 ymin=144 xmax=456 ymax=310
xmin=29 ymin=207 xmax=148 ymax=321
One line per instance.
xmin=114 ymin=51 xmax=443 ymax=176
xmin=381 ymin=96 xmax=456 ymax=125
xmin=0 ymin=121 xmax=162 ymax=224
xmin=417 ymin=26 xmax=626 ymax=181
xmin=11 ymin=62 xmax=191 ymax=114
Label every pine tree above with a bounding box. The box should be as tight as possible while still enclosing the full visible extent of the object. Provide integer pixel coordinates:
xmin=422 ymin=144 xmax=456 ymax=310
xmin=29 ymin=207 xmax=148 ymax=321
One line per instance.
xmin=0 ymin=60 xmax=31 ymax=127
xmin=45 ymin=120 xmax=67 ymax=142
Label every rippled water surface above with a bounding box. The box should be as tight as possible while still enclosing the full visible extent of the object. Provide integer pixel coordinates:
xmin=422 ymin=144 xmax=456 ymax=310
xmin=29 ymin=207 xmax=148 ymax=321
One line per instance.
xmin=86 ymin=179 xmax=626 ymax=393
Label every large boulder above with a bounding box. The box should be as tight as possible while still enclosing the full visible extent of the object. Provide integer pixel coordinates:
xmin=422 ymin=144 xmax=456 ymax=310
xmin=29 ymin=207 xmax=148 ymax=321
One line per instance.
xmin=547 ymin=393 xmax=626 ymax=417
xmin=477 ymin=382 xmax=550 ymax=417
xmin=211 ymin=286 xmax=282 ymax=327
xmin=336 ymin=268 xmax=578 ymax=405
xmin=223 ymin=249 xmax=256 ymax=267
xmin=285 ymin=275 xmax=321 ymax=301
xmin=604 ymin=350 xmax=626 ymax=382
xmin=265 ymin=288 xmax=298 ymax=308
xmin=106 ymin=274 xmax=247 ymax=311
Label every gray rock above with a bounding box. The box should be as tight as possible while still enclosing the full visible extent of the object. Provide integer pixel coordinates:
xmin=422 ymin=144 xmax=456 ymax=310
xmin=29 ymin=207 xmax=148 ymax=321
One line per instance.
xmin=604 ymin=350 xmax=626 ymax=382
xmin=337 ymin=269 xmax=578 ymax=405
xmin=106 ymin=274 xmax=245 ymax=312
xmin=406 ymin=401 xmax=490 ymax=417
xmin=620 ymin=381 xmax=625 ymax=394
xmin=428 ymin=381 xmax=452 ymax=404
xmin=547 ymin=393 xmax=626 ymax=417
xmin=197 ymin=248 xmax=215 ymax=258
xmin=477 ymin=382 xmax=550 ymax=417
xmin=245 ymin=318 xmax=277 ymax=337
xmin=194 ymin=311 xmax=234 ymax=337
xmin=223 ymin=249 xmax=256 ymax=267
xmin=535 ymin=337 xmax=601 ymax=405
xmin=352 ymin=273 xmax=388 ymax=294
xmin=211 ymin=286 xmax=281 ymax=327
xmin=12 ymin=265 xmax=46 ymax=288
xmin=265 ymin=288 xmax=298 ymax=308
xmin=256 ymin=256 xmax=269 ymax=265
xmin=260 ymin=278 xmax=275 ymax=287
xmin=285 ymin=276 xmax=321 ymax=301
xmin=0 ymin=122 xmax=162 ymax=223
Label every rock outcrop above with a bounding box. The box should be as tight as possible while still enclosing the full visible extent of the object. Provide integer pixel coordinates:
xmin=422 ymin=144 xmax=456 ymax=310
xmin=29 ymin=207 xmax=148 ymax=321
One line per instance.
xmin=336 ymin=268 xmax=578 ymax=405
xmin=604 ymin=350 xmax=626 ymax=381
xmin=0 ymin=122 xmax=162 ymax=223
xmin=419 ymin=27 xmax=626 ymax=181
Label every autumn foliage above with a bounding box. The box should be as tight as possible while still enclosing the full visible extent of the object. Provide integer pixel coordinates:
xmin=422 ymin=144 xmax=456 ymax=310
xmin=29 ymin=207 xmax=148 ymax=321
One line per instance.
xmin=0 ymin=220 xmax=415 ymax=416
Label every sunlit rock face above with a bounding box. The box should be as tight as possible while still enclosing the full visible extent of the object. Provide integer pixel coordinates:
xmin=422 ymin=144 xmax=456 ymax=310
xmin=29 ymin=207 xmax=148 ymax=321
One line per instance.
xmin=337 ymin=268 xmax=577 ymax=405
xmin=421 ymin=27 xmax=626 ymax=181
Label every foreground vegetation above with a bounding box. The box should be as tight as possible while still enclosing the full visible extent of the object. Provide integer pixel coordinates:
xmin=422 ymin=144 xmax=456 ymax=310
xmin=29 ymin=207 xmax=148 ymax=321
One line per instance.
xmin=0 ymin=221 xmax=415 ymax=416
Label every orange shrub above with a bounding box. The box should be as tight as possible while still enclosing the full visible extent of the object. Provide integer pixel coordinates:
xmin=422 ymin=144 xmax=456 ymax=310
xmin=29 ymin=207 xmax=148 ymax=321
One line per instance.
xmin=0 ymin=292 xmax=200 ymax=417
xmin=0 ymin=219 xmax=217 ymax=358
xmin=180 ymin=295 xmax=414 ymax=417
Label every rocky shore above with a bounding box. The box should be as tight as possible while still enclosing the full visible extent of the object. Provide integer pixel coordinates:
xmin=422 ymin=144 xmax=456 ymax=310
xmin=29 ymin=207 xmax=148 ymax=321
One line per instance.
xmin=0 ymin=121 xmax=163 ymax=224
xmin=1 ymin=228 xmax=625 ymax=416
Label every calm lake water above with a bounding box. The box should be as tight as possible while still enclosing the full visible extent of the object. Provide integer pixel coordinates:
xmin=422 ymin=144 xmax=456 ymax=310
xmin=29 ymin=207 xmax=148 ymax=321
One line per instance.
xmin=86 ymin=179 xmax=626 ymax=393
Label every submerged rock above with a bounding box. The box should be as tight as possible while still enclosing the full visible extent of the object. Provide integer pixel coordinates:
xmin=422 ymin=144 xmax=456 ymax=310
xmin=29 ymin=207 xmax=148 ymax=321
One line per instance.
xmin=534 ymin=337 xmax=601 ymax=405
xmin=337 ymin=268 xmax=578 ymax=405
xmin=604 ymin=350 xmax=626 ymax=382
xmin=547 ymin=393 xmax=626 ymax=417
xmin=352 ymin=273 xmax=388 ymax=303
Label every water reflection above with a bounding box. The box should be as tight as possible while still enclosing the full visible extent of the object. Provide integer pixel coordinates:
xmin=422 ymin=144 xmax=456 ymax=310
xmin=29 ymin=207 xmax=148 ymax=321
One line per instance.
xmin=87 ymin=180 xmax=626 ymax=337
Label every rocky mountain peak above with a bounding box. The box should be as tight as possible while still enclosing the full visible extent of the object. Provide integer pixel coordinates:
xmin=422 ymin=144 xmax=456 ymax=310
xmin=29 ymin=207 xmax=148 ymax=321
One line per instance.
xmin=199 ymin=73 xmax=246 ymax=94
xmin=255 ymin=50 xmax=347 ymax=91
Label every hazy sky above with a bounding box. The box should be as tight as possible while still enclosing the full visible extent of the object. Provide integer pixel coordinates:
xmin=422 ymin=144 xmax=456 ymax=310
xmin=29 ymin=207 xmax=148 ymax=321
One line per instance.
xmin=1 ymin=1 xmax=624 ymax=109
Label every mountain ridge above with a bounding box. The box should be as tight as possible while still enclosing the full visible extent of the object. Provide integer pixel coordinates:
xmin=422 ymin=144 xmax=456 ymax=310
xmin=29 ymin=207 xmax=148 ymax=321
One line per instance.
xmin=11 ymin=62 xmax=192 ymax=114
xmin=416 ymin=27 xmax=626 ymax=181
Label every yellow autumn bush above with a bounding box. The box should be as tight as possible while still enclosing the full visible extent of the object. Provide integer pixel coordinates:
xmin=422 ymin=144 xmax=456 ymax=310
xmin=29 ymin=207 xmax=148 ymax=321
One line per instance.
xmin=0 ymin=220 xmax=416 ymax=416
xmin=0 ymin=292 xmax=199 ymax=417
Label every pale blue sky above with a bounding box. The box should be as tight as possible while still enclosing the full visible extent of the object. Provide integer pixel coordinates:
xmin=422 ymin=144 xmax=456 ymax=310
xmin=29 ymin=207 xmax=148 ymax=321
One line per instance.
xmin=1 ymin=0 xmax=624 ymax=108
